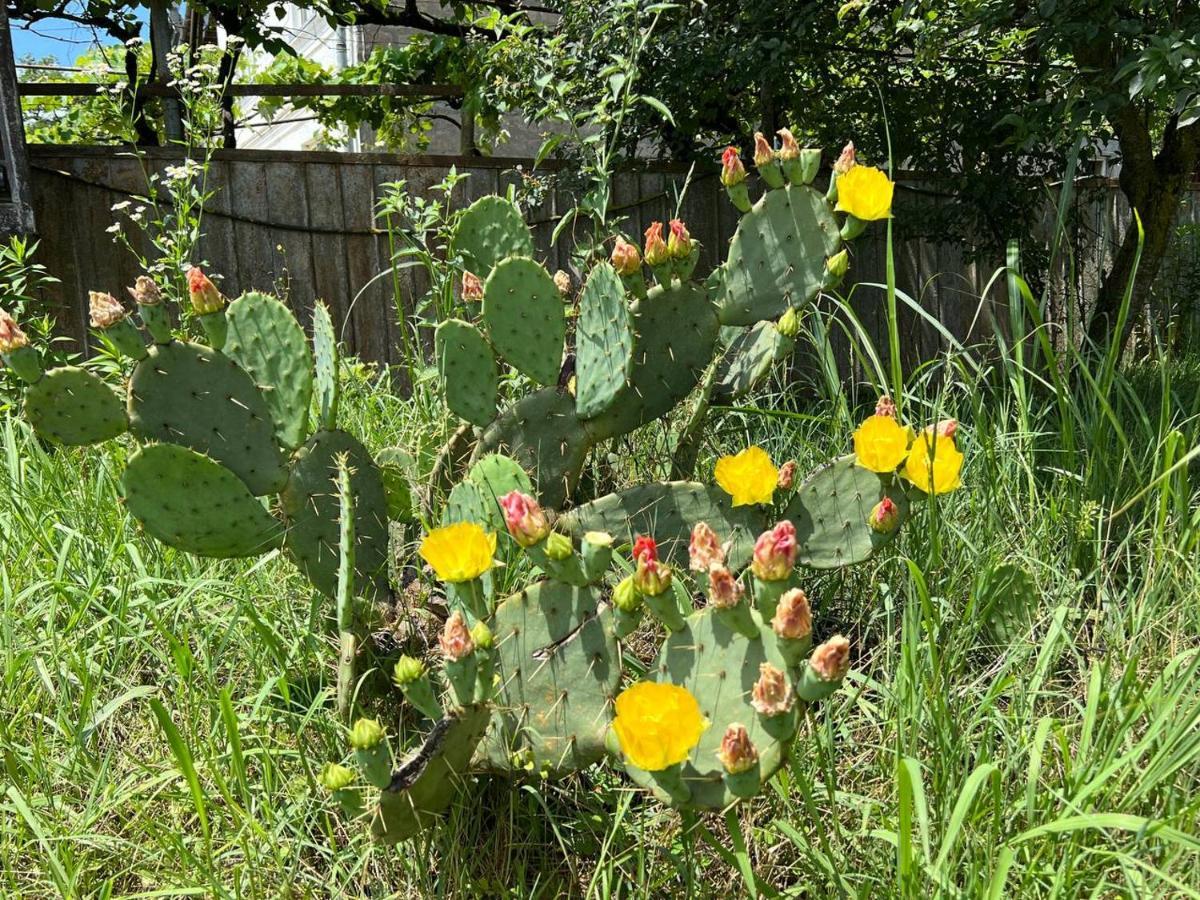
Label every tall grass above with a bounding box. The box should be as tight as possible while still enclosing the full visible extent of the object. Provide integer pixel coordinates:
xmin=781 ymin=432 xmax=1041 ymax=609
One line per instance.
xmin=2 ymin=261 xmax=1200 ymax=895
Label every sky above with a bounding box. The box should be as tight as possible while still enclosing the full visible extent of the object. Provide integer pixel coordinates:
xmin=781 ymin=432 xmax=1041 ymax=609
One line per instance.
xmin=8 ymin=10 xmax=147 ymax=65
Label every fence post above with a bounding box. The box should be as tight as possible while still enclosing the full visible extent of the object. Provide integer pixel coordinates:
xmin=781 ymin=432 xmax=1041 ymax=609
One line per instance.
xmin=150 ymin=0 xmax=184 ymax=143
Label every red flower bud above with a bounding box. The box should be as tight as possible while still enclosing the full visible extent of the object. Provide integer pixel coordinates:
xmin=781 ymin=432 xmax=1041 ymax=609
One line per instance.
xmin=720 ymin=146 xmax=747 ymax=187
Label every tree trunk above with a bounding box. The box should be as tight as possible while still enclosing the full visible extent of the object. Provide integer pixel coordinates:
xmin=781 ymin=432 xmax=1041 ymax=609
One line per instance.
xmin=125 ymin=48 xmax=159 ymax=147
xmin=1086 ymin=120 xmax=1198 ymax=357
xmin=217 ymin=45 xmax=241 ymax=149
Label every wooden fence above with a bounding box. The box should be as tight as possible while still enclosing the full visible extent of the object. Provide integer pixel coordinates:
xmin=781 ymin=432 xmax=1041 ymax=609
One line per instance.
xmin=24 ymin=145 xmax=1200 ymax=375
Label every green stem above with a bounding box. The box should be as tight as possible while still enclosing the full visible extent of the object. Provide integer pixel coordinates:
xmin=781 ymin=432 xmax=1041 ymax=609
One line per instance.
xmin=335 ymin=455 xmax=357 ymax=723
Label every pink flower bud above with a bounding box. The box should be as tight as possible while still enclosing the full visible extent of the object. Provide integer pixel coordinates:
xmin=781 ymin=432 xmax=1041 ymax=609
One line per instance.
xmin=634 ymin=556 xmax=672 ymax=597
xmin=499 ymin=490 xmax=550 ymax=547
xmin=632 ymin=534 xmax=658 ymax=565
xmin=751 ymin=663 xmax=794 ymax=716
xmin=720 ymin=146 xmax=747 ymax=187
xmin=89 ymin=291 xmax=127 ymax=329
xmin=0 ymin=309 xmax=29 ymax=354
xmin=868 ymin=497 xmax=900 ymax=534
xmin=708 ymin=565 xmax=744 ymax=609
xmin=753 ymin=132 xmax=774 ymax=168
xmin=776 ymin=460 xmax=797 ymax=491
xmin=875 ymin=395 xmax=896 ymax=418
xmin=771 ymin=588 xmax=812 ymax=640
xmin=187 ymin=267 xmax=225 ymax=315
xmin=439 ymin=610 xmax=475 ymax=661
xmin=750 ymin=521 xmax=798 ymax=581
xmin=461 ymin=270 xmax=484 ymax=302
xmin=688 ymin=521 xmax=724 ymax=572
xmin=810 ymin=635 xmax=851 ymax=681
xmin=667 ymin=219 xmax=693 ymax=260
xmin=610 ymin=237 xmax=642 ymax=275
xmin=776 ymin=128 xmax=800 ymax=161
xmin=925 ymin=419 xmax=958 ymax=439
xmin=716 ymin=723 xmax=759 ymax=774
xmin=834 ymin=141 xmax=857 ymax=175
xmin=643 ymin=222 xmax=670 ymax=267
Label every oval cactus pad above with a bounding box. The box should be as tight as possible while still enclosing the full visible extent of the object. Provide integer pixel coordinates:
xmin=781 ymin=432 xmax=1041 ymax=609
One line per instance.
xmin=575 ymin=261 xmax=634 ymax=419
xmin=24 ymin=366 xmax=128 ymax=446
xmin=717 ymin=184 xmax=841 ymax=326
xmin=121 ymin=443 xmax=285 ymax=557
xmin=450 ymin=195 xmax=534 ymax=277
xmin=482 ymin=257 xmax=565 ymax=386
xmin=435 ymin=318 xmax=498 ymax=426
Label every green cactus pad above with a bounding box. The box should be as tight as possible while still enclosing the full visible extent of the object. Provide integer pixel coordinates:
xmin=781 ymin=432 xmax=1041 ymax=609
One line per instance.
xmin=467 ymin=453 xmax=536 ymax=532
xmin=475 ymin=388 xmax=594 ymax=509
xmin=372 ymin=704 xmax=490 ymax=844
xmin=435 ymin=318 xmax=498 ymax=426
xmin=24 ymin=366 xmax=128 ymax=446
xmin=450 ymin=195 xmax=534 ymax=277
xmin=481 ymin=580 xmax=619 ymax=775
xmin=377 ymin=446 xmax=415 ymax=522
xmin=575 ymin=261 xmax=634 ymax=419
xmin=712 ymin=322 xmax=795 ymax=402
xmin=121 ymin=443 xmax=284 ymax=557
xmin=560 ymin=482 xmax=767 ymax=570
xmin=127 ymin=341 xmax=287 ymax=496
xmin=624 ymin=608 xmax=798 ymax=809
xmin=979 ymin=562 xmax=1038 ymax=647
xmin=716 ymin=184 xmax=841 ymax=326
xmin=783 ymin=454 xmax=909 ymax=569
xmin=224 ymin=291 xmax=313 ymax=450
xmin=442 ymin=479 xmax=489 ymax=527
xmin=482 ymin=258 xmax=565 ymax=386
xmin=312 ymin=301 xmax=339 ymax=431
xmin=587 ymin=281 xmax=720 ymax=440
xmin=281 ymin=430 xmax=389 ymax=599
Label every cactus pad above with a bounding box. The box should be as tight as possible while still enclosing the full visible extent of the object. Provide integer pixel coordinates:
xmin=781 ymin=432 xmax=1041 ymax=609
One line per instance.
xmin=625 ymin=608 xmax=798 ymax=809
xmin=127 ymin=341 xmax=287 ymax=495
xmin=481 ymin=580 xmax=619 ymax=775
xmin=716 ymin=185 xmax=841 ymax=326
xmin=435 ymin=319 xmax=498 ymax=426
xmin=713 ymin=322 xmax=795 ymax=402
xmin=575 ymin=261 xmax=634 ymax=419
xmin=784 ymin=454 xmax=909 ymax=569
xmin=475 ymin=388 xmax=594 ymax=509
xmin=482 ymin=258 xmax=565 ymax=386
xmin=121 ymin=443 xmax=284 ymax=557
xmin=224 ymin=291 xmax=313 ymax=450
xmin=24 ymin=366 xmax=128 ymax=446
xmin=281 ymin=430 xmax=388 ymax=599
xmin=560 ymin=482 xmax=766 ymax=570
xmin=587 ymin=281 xmax=720 ymax=440
xmin=467 ymin=453 xmax=536 ymax=532
xmin=979 ymin=562 xmax=1038 ymax=647
xmin=451 ymin=195 xmax=534 ymax=276
xmin=372 ymin=704 xmax=491 ymax=844
xmin=312 ymin=301 xmax=339 ymax=431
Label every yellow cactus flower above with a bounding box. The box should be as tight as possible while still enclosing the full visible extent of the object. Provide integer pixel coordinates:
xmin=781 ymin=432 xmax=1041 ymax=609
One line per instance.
xmin=853 ymin=414 xmax=912 ymax=473
xmin=903 ymin=432 xmax=964 ymax=495
xmin=714 ymin=447 xmax=778 ymax=507
xmin=418 ymin=522 xmax=497 ymax=582
xmin=835 ymin=165 xmax=894 ymax=221
xmin=612 ymin=682 xmax=709 ymax=771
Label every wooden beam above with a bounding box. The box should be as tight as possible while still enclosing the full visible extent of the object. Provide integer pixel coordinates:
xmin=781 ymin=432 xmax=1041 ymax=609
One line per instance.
xmin=17 ymin=82 xmax=463 ymax=99
xmin=0 ymin=5 xmax=36 ymax=234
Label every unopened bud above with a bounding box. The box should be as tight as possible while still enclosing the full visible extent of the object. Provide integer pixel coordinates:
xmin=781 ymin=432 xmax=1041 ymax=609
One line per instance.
xmin=348 ymin=717 xmax=385 ymax=750
xmin=611 ymin=237 xmax=642 ymax=275
xmin=688 ymin=521 xmax=724 ymax=573
xmin=707 ymin=565 xmax=744 ymax=609
xmin=667 ymin=219 xmax=693 ymax=260
xmin=716 ymin=723 xmax=759 ymax=774
xmin=925 ymin=419 xmax=958 ymax=439
xmin=392 ymin=654 xmax=426 ymax=686
xmin=826 ymin=249 xmax=849 ymax=280
xmin=499 ymin=490 xmax=550 ymax=548
xmin=775 ymin=128 xmax=800 ymax=161
xmin=0 ymin=308 xmax=29 ymax=354
xmin=89 ymin=291 xmax=127 ymax=329
xmin=613 ymin=574 xmax=643 ymax=612
xmin=751 ymin=662 xmax=795 ymax=716
xmin=751 ymin=521 xmax=799 ymax=581
xmin=868 ymin=497 xmax=900 ymax=534
xmin=833 ymin=141 xmax=856 ymax=175
xmin=753 ymin=132 xmax=774 ymax=168
xmin=187 ymin=267 xmax=225 ymax=315
xmin=776 ymin=307 xmax=800 ymax=338
xmin=469 ymin=620 xmax=494 ymax=651
xmin=544 ymin=531 xmax=573 ymax=561
xmin=553 ymin=269 xmax=572 ymax=297
xmin=317 ymin=762 xmax=355 ymax=791
xmin=720 ymin=146 xmax=747 ymax=187
xmin=643 ymin=222 xmax=670 ymax=267
xmin=875 ymin=395 xmax=897 ymax=418
xmin=771 ymin=588 xmax=812 ymax=640
xmin=634 ymin=557 xmax=672 ymax=597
